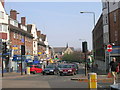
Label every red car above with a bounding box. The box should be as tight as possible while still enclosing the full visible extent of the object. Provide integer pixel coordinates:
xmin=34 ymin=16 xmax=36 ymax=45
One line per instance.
xmin=29 ymin=65 xmax=43 ymax=74
xmin=59 ymin=64 xmax=77 ymax=76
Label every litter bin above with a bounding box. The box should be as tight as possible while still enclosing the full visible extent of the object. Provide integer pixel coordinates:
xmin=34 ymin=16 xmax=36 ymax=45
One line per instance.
xmin=26 ymin=67 xmax=30 ymax=75
xmin=88 ymin=73 xmax=97 ymax=89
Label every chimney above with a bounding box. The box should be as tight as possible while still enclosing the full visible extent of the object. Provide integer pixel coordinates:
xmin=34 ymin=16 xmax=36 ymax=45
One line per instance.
xmin=37 ymin=31 xmax=41 ymax=36
xmin=10 ymin=9 xmax=18 ymax=20
xmin=21 ymin=17 xmax=26 ymax=25
xmin=1 ymin=0 xmax=4 ymax=8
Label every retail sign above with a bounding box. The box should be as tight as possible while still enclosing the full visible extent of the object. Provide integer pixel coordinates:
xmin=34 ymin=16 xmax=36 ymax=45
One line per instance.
xmin=107 ymin=44 xmax=112 ymax=52
xmin=12 ymin=45 xmax=18 ymax=50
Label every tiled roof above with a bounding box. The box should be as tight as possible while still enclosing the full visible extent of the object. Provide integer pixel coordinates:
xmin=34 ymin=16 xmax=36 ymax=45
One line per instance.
xmin=53 ymin=47 xmax=74 ymax=53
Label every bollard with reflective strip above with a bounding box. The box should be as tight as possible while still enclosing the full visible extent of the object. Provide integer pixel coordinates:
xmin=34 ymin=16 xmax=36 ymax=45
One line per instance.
xmin=88 ymin=73 xmax=97 ymax=89
xmin=26 ymin=67 xmax=30 ymax=75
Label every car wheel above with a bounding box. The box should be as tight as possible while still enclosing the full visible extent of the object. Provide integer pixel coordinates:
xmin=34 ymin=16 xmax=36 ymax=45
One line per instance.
xmin=52 ymin=72 xmax=55 ymax=75
xmin=42 ymin=72 xmax=45 ymax=75
xmin=74 ymin=72 xmax=76 ymax=75
xmin=71 ymin=72 xmax=74 ymax=76
xmin=60 ymin=73 xmax=63 ymax=76
xmin=33 ymin=71 xmax=36 ymax=74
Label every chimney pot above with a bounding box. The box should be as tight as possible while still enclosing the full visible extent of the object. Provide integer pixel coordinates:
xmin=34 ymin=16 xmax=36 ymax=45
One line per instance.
xmin=10 ymin=9 xmax=17 ymax=20
xmin=1 ymin=0 xmax=4 ymax=8
xmin=21 ymin=17 xmax=26 ymax=25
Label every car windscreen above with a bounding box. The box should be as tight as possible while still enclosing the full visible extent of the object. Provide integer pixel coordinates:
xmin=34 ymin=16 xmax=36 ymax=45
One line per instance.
xmin=62 ymin=65 xmax=72 ymax=68
xmin=46 ymin=65 xmax=54 ymax=68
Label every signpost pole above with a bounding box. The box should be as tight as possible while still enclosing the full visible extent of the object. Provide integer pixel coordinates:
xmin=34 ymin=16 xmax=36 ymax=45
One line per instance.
xmin=2 ymin=53 xmax=4 ymax=77
xmin=107 ymin=44 xmax=112 ymax=72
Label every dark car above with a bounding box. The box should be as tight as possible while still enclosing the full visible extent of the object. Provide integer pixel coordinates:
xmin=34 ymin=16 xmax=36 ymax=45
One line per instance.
xmin=58 ymin=64 xmax=77 ymax=76
xmin=42 ymin=64 xmax=59 ymax=75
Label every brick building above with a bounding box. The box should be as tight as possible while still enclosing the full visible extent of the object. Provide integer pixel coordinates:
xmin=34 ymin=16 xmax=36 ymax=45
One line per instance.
xmin=92 ymin=15 xmax=105 ymax=71
xmin=9 ymin=10 xmax=33 ymax=71
xmin=93 ymin=1 xmax=120 ymax=72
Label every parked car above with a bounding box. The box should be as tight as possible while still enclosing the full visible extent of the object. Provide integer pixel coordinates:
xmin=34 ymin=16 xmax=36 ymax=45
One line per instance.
xmin=26 ymin=65 xmax=43 ymax=74
xmin=42 ymin=64 xmax=59 ymax=75
xmin=59 ymin=64 xmax=77 ymax=76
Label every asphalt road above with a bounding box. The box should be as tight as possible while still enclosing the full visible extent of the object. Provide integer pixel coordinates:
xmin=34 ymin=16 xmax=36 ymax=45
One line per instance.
xmin=2 ymin=64 xmax=88 ymax=88
xmin=2 ymin=64 xmax=113 ymax=89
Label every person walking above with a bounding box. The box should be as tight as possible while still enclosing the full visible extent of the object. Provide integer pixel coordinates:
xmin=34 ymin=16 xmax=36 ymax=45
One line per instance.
xmin=110 ymin=57 xmax=119 ymax=84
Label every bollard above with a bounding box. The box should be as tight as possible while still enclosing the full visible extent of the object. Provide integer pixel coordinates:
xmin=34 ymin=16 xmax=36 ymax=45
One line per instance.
xmin=88 ymin=73 xmax=97 ymax=89
xmin=26 ymin=67 xmax=30 ymax=75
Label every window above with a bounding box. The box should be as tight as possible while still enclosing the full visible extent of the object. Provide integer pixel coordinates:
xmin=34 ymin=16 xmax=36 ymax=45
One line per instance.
xmin=0 ymin=11 xmax=4 ymax=19
xmin=3 ymin=25 xmax=7 ymax=32
xmin=103 ymin=15 xmax=108 ymax=25
xmin=105 ymin=16 xmax=108 ymax=24
xmin=115 ymin=31 xmax=118 ymax=41
xmin=113 ymin=12 xmax=116 ymax=23
xmin=0 ymin=24 xmax=2 ymax=31
xmin=14 ymin=33 xmax=16 ymax=38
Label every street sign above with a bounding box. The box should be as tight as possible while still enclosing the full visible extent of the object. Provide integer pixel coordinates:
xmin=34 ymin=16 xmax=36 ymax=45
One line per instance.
xmin=107 ymin=44 xmax=112 ymax=52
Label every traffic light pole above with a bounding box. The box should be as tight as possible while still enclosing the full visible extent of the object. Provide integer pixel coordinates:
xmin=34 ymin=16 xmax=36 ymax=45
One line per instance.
xmin=85 ymin=52 xmax=87 ymax=76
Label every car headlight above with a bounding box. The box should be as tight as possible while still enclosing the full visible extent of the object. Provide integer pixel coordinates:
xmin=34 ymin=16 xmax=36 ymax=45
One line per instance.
xmin=68 ymin=69 xmax=72 ymax=72
xmin=59 ymin=69 xmax=63 ymax=71
xmin=50 ymin=70 xmax=54 ymax=71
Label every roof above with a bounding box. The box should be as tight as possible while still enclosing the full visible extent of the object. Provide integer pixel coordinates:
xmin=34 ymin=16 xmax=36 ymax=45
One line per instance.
xmin=41 ymin=34 xmax=46 ymax=41
xmin=9 ymin=24 xmax=33 ymax=38
xmin=53 ymin=47 xmax=66 ymax=53
xmin=53 ymin=47 xmax=74 ymax=53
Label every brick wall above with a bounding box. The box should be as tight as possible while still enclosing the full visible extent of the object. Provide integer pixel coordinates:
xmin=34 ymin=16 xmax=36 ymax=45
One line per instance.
xmin=109 ymin=9 xmax=120 ymax=46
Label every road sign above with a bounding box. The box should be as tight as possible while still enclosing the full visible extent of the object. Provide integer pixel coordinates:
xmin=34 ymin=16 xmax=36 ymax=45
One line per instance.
xmin=107 ymin=44 xmax=112 ymax=52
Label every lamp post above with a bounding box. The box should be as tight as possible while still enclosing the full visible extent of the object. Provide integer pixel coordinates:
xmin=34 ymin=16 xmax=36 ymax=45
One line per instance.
xmin=80 ymin=11 xmax=95 ymax=72
xmin=80 ymin=11 xmax=95 ymax=27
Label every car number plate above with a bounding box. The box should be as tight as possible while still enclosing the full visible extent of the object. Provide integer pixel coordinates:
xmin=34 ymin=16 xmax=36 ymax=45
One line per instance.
xmin=46 ymin=71 xmax=49 ymax=73
xmin=63 ymin=72 xmax=67 ymax=73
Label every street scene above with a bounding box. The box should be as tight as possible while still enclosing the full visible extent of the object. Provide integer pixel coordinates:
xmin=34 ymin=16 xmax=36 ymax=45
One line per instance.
xmin=0 ymin=0 xmax=120 ymax=90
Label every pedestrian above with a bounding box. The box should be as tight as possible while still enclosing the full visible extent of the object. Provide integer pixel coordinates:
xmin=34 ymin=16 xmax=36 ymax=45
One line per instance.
xmin=109 ymin=57 xmax=119 ymax=84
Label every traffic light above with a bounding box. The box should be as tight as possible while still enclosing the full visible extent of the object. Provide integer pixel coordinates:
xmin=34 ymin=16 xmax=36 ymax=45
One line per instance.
xmin=82 ymin=41 xmax=88 ymax=53
xmin=2 ymin=42 xmax=7 ymax=54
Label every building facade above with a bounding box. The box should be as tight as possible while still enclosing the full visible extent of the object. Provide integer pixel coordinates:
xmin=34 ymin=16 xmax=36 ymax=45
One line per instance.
xmin=0 ymin=1 xmax=9 ymax=69
xmin=93 ymin=0 xmax=120 ymax=72
xmin=92 ymin=15 xmax=105 ymax=71
xmin=9 ymin=10 xmax=33 ymax=71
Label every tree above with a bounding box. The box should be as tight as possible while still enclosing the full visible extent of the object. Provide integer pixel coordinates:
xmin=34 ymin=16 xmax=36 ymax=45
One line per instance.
xmin=61 ymin=51 xmax=84 ymax=63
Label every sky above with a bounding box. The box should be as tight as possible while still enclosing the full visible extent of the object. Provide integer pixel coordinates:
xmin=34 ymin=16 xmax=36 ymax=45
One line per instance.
xmin=5 ymin=1 xmax=102 ymax=50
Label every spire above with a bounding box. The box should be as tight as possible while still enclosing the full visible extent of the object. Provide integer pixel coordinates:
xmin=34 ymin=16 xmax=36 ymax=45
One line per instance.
xmin=66 ymin=43 xmax=68 ymax=48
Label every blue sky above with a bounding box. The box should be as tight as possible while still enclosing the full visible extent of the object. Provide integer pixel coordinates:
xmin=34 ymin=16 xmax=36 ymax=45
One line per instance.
xmin=5 ymin=2 xmax=102 ymax=50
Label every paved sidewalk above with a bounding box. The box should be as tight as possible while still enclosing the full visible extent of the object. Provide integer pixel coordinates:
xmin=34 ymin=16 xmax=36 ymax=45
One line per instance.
xmin=1 ymin=72 xmax=36 ymax=79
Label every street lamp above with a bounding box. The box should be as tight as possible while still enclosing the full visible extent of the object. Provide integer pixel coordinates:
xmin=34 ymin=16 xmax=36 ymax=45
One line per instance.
xmin=80 ymin=11 xmax=96 ymax=72
xmin=80 ymin=11 xmax=95 ymax=27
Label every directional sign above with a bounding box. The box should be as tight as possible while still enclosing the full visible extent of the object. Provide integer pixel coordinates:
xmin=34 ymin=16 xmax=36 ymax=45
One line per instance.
xmin=107 ymin=44 xmax=112 ymax=52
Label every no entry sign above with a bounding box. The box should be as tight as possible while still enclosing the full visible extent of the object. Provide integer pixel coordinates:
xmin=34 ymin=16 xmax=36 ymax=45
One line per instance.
xmin=107 ymin=44 xmax=112 ymax=52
